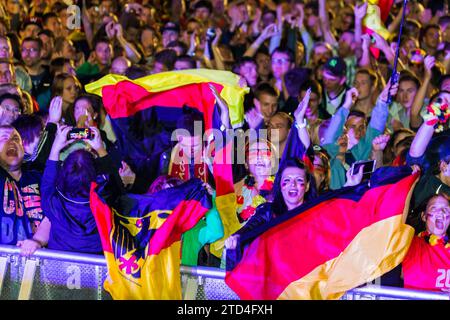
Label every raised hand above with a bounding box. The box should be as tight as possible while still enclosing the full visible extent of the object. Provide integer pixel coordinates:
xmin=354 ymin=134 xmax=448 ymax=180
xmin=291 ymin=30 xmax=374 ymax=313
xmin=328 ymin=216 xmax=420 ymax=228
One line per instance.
xmin=85 ymin=126 xmax=105 ymax=155
xmin=212 ymin=27 xmax=223 ymax=47
xmin=209 ymin=83 xmax=230 ymax=128
xmin=225 ymin=234 xmax=240 ymax=250
xmin=379 ymin=75 xmax=400 ymax=103
xmin=371 ymin=32 xmax=389 ymax=51
xmin=119 ymin=161 xmax=136 ymax=187
xmin=260 ymin=23 xmax=278 ymax=40
xmin=294 ymin=87 xmax=310 ymax=125
xmin=202 ymin=182 xmax=214 ymax=196
xmin=342 ymin=87 xmax=359 ymax=109
xmin=424 ymin=55 xmax=436 ymax=80
xmin=105 ymin=21 xmax=116 ymax=39
xmin=372 ymin=134 xmax=390 ymax=151
xmin=285 ymin=13 xmax=297 ymax=29
xmin=251 ymin=7 xmax=262 ymax=34
xmin=245 ymin=108 xmax=264 ymax=129
xmin=49 ymin=125 xmax=75 ymax=160
xmin=113 ymin=23 xmax=124 ymax=39
xmin=344 ymin=165 xmax=364 ymax=187
xmin=238 ymin=76 xmax=248 ymax=88
xmin=354 ymin=1 xmax=368 ymax=21
xmin=296 ymin=3 xmax=305 ymax=29
xmin=208 ymin=83 xmax=227 ymax=108
xmin=48 ymin=96 xmax=63 ymax=124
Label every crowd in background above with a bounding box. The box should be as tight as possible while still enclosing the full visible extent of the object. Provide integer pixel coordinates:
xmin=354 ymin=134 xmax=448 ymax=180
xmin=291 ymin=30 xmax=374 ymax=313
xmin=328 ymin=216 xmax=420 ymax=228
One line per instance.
xmin=0 ymin=0 xmax=449 ymax=293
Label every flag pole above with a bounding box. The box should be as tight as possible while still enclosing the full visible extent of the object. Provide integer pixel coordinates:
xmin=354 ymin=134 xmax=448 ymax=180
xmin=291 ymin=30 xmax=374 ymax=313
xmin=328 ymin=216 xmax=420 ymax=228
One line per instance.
xmin=387 ymin=0 xmax=409 ymax=105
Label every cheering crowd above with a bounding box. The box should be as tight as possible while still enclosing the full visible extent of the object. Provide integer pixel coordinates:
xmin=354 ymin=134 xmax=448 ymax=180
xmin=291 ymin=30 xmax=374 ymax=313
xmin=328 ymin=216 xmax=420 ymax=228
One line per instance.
xmin=0 ymin=0 xmax=449 ymax=295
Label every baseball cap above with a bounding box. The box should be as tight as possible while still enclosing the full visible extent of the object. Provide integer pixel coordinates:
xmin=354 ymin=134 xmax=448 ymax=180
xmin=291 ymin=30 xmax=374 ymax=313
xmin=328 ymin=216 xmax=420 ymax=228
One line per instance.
xmin=21 ymin=17 xmax=43 ymax=30
xmin=323 ymin=56 xmax=347 ymax=77
xmin=161 ymin=22 xmax=180 ymax=34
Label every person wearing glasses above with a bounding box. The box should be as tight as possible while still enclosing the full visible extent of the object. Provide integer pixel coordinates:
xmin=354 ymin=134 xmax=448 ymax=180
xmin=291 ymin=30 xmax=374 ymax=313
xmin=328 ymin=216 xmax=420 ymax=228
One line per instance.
xmin=20 ymin=37 xmax=52 ymax=111
xmin=270 ymin=46 xmax=295 ymax=103
xmin=0 ymin=93 xmax=22 ymax=125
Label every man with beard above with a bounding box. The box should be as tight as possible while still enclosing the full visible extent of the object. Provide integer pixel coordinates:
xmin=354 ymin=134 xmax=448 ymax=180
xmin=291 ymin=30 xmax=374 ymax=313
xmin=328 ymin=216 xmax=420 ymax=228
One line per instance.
xmin=0 ymin=125 xmax=50 ymax=256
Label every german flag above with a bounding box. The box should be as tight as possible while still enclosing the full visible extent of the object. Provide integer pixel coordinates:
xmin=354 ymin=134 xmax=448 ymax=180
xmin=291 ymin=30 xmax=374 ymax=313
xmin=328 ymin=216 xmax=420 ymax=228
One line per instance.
xmin=85 ymin=69 xmax=247 ymax=131
xmin=90 ymin=178 xmax=212 ymax=299
xmin=225 ymin=166 xmax=418 ymax=300
xmin=86 ymin=69 xmax=248 ymax=258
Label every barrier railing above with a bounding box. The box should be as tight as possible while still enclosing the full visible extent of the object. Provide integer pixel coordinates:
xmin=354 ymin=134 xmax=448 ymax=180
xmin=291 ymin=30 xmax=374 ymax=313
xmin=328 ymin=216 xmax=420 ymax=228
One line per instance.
xmin=0 ymin=245 xmax=448 ymax=300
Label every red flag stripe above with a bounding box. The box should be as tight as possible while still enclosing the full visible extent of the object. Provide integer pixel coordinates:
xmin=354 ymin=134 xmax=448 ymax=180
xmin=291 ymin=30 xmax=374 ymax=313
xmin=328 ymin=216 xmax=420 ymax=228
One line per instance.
xmin=101 ymin=81 xmax=225 ymax=130
xmin=225 ymin=174 xmax=417 ymax=299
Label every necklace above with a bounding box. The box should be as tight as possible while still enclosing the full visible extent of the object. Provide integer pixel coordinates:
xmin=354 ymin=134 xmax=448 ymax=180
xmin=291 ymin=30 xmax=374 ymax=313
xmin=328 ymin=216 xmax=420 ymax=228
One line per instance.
xmin=418 ymin=231 xmax=450 ymax=249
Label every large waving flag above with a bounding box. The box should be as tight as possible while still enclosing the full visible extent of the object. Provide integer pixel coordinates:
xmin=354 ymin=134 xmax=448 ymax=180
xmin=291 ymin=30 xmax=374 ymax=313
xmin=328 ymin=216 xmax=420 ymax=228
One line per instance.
xmin=225 ymin=166 xmax=418 ymax=300
xmin=90 ymin=178 xmax=212 ymax=299
xmin=85 ymin=69 xmax=247 ymax=185
xmin=85 ymin=69 xmax=247 ymax=130
xmin=86 ymin=69 xmax=248 ymax=253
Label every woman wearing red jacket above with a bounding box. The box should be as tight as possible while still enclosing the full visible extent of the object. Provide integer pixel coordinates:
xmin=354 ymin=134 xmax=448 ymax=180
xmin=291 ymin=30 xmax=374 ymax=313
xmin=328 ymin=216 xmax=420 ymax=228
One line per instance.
xmin=403 ymin=193 xmax=450 ymax=292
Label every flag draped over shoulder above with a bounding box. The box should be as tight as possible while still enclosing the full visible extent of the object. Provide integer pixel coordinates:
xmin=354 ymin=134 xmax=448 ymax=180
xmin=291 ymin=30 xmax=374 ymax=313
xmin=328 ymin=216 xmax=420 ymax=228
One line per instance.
xmin=90 ymin=178 xmax=212 ymax=299
xmin=225 ymin=166 xmax=418 ymax=300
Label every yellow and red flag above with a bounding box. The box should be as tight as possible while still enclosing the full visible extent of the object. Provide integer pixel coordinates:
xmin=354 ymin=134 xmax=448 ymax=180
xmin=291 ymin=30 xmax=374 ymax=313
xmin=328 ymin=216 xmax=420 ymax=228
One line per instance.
xmin=363 ymin=0 xmax=394 ymax=58
xmin=90 ymin=178 xmax=212 ymax=299
xmin=225 ymin=167 xmax=418 ymax=300
xmin=86 ymin=69 xmax=248 ymax=261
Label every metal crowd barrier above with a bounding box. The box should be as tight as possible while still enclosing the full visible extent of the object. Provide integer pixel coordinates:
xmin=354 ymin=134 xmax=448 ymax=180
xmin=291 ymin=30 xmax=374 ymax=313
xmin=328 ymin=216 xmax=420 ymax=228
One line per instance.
xmin=0 ymin=245 xmax=448 ymax=300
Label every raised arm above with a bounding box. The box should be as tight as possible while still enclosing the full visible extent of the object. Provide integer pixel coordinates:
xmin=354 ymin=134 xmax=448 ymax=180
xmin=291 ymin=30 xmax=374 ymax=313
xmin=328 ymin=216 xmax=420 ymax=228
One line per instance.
xmin=410 ymin=56 xmax=434 ymax=129
xmin=209 ymin=83 xmax=231 ymax=130
xmin=354 ymin=1 xmax=368 ymax=49
xmin=114 ymin=23 xmax=142 ymax=64
xmin=293 ymin=87 xmax=312 ymax=150
xmin=318 ymin=0 xmax=338 ymax=47
xmin=295 ymin=4 xmax=314 ymax=64
xmin=409 ymin=121 xmax=435 ymax=158
xmin=243 ymin=23 xmax=278 ymax=57
xmin=322 ymin=88 xmax=359 ymax=145
xmin=369 ymin=76 xmax=399 ymax=133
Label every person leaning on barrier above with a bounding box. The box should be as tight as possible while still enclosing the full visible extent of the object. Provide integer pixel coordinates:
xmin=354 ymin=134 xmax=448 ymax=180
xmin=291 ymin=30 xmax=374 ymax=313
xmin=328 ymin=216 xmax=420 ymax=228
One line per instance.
xmin=0 ymin=124 xmax=50 ymax=256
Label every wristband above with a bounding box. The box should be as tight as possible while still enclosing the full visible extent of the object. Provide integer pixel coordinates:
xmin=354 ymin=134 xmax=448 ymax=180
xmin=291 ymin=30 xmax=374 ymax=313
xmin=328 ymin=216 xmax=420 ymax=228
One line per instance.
xmin=295 ymin=118 xmax=307 ymax=129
